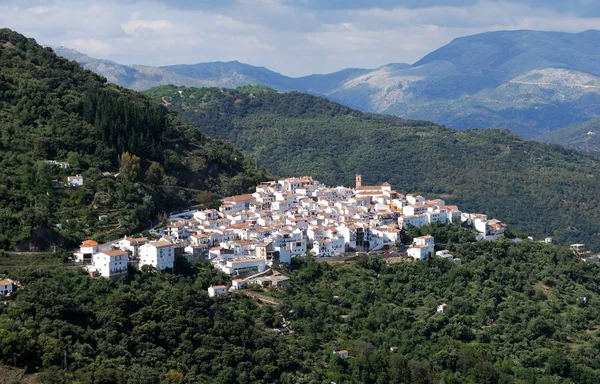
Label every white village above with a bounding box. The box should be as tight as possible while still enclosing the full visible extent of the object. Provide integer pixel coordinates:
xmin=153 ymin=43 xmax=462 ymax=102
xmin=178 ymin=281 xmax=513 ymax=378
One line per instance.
xmin=68 ymin=175 xmax=507 ymax=296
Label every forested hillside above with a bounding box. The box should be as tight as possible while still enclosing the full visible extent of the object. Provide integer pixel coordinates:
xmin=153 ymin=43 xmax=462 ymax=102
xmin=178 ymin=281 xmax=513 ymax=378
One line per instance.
xmin=0 ymin=30 xmax=267 ymax=250
xmin=147 ymin=85 xmax=600 ymax=250
xmin=2 ymin=231 xmax=600 ymax=383
xmin=538 ymin=117 xmax=600 ymax=156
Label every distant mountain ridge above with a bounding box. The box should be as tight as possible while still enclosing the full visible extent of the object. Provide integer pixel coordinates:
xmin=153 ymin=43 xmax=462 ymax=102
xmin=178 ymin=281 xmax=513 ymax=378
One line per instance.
xmin=55 ymin=29 xmax=600 ymax=138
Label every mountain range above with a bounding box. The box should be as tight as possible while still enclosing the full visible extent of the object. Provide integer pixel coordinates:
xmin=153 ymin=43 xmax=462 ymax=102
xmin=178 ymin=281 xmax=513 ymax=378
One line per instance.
xmin=55 ymin=29 xmax=600 ymax=139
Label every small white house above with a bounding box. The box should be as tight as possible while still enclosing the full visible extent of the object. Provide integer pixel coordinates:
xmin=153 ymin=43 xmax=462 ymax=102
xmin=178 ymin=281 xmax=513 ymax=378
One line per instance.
xmin=208 ymin=285 xmax=228 ymax=297
xmin=118 ymin=236 xmax=149 ymax=258
xmin=437 ymin=303 xmax=447 ymax=313
xmin=231 ymin=278 xmax=245 ymax=290
xmin=408 ymin=235 xmax=435 ymax=261
xmin=436 ymin=250 xmax=454 ymax=261
xmin=92 ymin=250 xmax=129 ymax=278
xmin=67 ymin=175 xmax=83 ymax=187
xmin=138 ymin=241 xmax=175 ymax=271
xmin=74 ymin=239 xmax=99 ymax=262
xmin=0 ymin=279 xmax=15 ymax=296
xmin=333 ymin=350 xmax=349 ymax=359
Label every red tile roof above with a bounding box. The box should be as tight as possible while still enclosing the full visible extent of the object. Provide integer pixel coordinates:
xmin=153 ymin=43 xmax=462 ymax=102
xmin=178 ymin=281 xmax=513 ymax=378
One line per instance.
xmin=104 ymin=250 xmax=128 ymax=257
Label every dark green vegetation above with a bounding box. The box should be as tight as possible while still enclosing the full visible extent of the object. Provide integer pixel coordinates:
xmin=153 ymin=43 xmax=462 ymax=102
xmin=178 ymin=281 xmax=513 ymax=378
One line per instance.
xmin=0 ymin=30 xmax=267 ymax=250
xmin=538 ymin=117 xmax=600 ymax=156
xmin=2 ymin=230 xmax=600 ymax=383
xmin=146 ymin=85 xmax=600 ymax=250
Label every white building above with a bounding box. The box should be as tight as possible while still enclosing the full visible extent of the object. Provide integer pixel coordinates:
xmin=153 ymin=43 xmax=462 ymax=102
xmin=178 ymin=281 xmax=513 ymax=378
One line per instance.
xmin=399 ymin=214 xmax=428 ymax=229
xmin=74 ymin=239 xmax=99 ymax=262
xmin=407 ymin=235 xmax=435 ymax=261
xmin=436 ymin=250 xmax=454 ymax=261
xmin=92 ymin=250 xmax=129 ymax=278
xmin=0 ymin=279 xmax=15 ymax=295
xmin=312 ymin=237 xmax=345 ymax=257
xmin=67 ymin=174 xmax=83 ymax=187
xmin=220 ymin=194 xmax=256 ymax=214
xmin=220 ymin=259 xmax=267 ymax=275
xmin=208 ymin=285 xmax=228 ymax=297
xmin=231 ymin=278 xmax=245 ymax=290
xmin=139 ymin=241 xmax=175 ymax=271
xmin=118 ymin=236 xmax=148 ymax=258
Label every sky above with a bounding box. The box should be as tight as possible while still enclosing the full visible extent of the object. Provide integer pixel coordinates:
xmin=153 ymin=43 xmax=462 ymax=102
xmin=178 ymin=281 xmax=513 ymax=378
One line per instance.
xmin=2 ymin=0 xmax=600 ymax=76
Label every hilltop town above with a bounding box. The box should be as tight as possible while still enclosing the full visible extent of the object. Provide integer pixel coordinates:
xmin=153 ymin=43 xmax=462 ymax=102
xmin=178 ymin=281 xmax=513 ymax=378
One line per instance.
xmin=73 ymin=175 xmax=505 ymax=281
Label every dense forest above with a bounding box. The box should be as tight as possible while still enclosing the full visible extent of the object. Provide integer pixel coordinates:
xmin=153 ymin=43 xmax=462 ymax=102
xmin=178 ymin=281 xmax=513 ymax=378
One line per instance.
xmin=2 ymin=226 xmax=600 ymax=383
xmin=146 ymin=85 xmax=600 ymax=250
xmin=0 ymin=30 xmax=268 ymax=250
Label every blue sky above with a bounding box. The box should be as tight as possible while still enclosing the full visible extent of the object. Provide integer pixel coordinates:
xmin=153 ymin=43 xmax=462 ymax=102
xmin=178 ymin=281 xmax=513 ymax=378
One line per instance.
xmin=2 ymin=0 xmax=599 ymax=76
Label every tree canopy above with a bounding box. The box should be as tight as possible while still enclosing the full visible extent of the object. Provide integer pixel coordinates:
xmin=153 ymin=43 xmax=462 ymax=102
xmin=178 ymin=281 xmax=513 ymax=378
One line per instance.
xmin=2 ymin=230 xmax=600 ymax=383
xmin=0 ymin=29 xmax=268 ymax=250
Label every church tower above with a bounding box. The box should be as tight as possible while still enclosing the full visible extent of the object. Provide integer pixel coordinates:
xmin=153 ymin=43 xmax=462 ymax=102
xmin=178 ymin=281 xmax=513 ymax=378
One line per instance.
xmin=355 ymin=174 xmax=362 ymax=188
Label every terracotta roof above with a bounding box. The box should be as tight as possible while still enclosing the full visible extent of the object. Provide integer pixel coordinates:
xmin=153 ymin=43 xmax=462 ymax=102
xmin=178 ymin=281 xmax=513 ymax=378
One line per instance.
xmin=0 ymin=279 xmax=14 ymax=286
xmin=211 ymin=285 xmax=227 ymax=289
xmin=149 ymin=241 xmax=172 ymax=248
xmin=223 ymin=194 xmax=256 ymax=202
xmin=81 ymin=240 xmax=98 ymax=246
xmin=103 ymin=250 xmax=128 ymax=257
xmin=125 ymin=237 xmax=148 ymax=244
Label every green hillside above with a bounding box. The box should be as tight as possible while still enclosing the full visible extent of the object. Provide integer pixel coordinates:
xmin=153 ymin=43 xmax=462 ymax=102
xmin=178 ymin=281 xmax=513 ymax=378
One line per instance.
xmin=537 ymin=117 xmax=600 ymax=156
xmin=2 ymin=232 xmax=600 ymax=383
xmin=146 ymin=85 xmax=600 ymax=250
xmin=0 ymin=30 xmax=267 ymax=250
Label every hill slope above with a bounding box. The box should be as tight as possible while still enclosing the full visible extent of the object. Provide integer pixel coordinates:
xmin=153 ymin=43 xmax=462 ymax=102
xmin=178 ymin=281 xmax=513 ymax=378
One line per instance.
xmin=2 ymin=233 xmax=600 ymax=382
xmin=57 ymin=30 xmax=600 ymax=138
xmin=147 ymin=85 xmax=600 ymax=250
xmin=537 ymin=117 xmax=600 ymax=156
xmin=0 ymin=30 xmax=267 ymax=250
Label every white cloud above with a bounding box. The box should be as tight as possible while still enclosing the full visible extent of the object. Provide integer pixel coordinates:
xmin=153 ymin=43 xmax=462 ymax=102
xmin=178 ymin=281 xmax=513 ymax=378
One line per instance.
xmin=62 ymin=38 xmax=112 ymax=56
xmin=1 ymin=0 xmax=600 ymax=76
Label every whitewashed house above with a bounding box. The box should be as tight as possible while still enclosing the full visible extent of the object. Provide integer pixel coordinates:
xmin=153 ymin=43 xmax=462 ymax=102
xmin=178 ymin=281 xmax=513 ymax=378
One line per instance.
xmin=312 ymin=237 xmax=344 ymax=257
xmin=208 ymin=285 xmax=228 ymax=297
xmin=74 ymin=239 xmax=99 ymax=262
xmin=0 ymin=279 xmax=15 ymax=295
xmin=231 ymin=278 xmax=245 ymax=290
xmin=407 ymin=235 xmax=435 ymax=261
xmin=118 ymin=236 xmax=148 ymax=258
xmin=67 ymin=174 xmax=83 ymax=187
xmin=138 ymin=241 xmax=175 ymax=271
xmin=92 ymin=250 xmax=129 ymax=278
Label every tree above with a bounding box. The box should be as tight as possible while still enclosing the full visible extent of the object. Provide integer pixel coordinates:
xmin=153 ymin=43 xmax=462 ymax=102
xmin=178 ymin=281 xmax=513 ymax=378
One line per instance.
xmin=145 ymin=161 xmax=165 ymax=185
xmin=119 ymin=152 xmax=142 ymax=182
